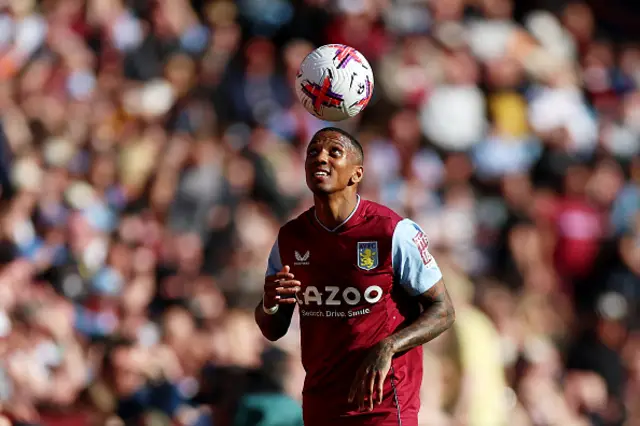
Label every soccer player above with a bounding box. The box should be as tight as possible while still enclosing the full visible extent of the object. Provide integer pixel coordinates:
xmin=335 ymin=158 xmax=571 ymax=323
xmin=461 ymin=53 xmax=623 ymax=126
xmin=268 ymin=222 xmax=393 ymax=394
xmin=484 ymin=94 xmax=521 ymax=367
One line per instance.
xmin=255 ymin=127 xmax=455 ymax=426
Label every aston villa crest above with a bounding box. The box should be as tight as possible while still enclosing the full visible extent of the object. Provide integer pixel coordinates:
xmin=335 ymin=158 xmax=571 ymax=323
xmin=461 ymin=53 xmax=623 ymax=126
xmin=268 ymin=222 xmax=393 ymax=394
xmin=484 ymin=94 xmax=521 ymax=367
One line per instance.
xmin=357 ymin=242 xmax=378 ymax=271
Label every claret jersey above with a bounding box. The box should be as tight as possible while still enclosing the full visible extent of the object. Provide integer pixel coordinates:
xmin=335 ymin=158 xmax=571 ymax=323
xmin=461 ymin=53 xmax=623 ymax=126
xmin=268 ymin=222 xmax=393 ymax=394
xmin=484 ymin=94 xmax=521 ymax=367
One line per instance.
xmin=265 ymin=196 xmax=443 ymax=426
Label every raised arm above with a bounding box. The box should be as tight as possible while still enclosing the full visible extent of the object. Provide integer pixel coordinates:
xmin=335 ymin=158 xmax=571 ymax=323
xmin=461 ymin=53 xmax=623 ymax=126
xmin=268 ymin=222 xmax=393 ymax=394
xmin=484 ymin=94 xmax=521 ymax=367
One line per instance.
xmin=254 ymin=239 xmax=298 ymax=341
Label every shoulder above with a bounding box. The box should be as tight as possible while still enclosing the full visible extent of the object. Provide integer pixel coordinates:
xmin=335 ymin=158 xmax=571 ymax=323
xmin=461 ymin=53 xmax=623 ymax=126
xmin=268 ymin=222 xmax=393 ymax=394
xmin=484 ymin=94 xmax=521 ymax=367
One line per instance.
xmin=361 ymin=199 xmax=402 ymax=219
xmin=392 ymin=218 xmax=427 ymax=247
xmin=278 ymin=206 xmax=315 ymax=238
xmin=360 ymin=199 xmax=404 ymax=236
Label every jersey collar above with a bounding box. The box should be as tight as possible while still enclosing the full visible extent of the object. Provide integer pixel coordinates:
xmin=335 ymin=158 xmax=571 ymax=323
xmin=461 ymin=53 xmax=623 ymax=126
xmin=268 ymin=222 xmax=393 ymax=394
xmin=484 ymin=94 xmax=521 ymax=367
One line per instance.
xmin=314 ymin=194 xmax=361 ymax=233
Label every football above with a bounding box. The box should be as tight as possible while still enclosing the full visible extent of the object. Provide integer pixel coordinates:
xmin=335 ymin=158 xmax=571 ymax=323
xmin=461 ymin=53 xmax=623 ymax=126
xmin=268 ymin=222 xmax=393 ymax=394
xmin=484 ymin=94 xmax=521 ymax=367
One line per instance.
xmin=295 ymin=44 xmax=374 ymax=122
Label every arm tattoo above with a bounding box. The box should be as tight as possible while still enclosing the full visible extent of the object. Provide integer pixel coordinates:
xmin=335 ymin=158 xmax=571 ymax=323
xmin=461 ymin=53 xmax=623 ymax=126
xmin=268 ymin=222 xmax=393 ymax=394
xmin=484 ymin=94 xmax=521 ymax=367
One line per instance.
xmin=384 ymin=280 xmax=455 ymax=355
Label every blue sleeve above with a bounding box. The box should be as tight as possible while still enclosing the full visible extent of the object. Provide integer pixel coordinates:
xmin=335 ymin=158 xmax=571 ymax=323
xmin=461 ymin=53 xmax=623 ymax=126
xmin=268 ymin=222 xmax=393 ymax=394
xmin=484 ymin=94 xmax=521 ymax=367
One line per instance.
xmin=265 ymin=238 xmax=283 ymax=277
xmin=392 ymin=219 xmax=443 ymax=296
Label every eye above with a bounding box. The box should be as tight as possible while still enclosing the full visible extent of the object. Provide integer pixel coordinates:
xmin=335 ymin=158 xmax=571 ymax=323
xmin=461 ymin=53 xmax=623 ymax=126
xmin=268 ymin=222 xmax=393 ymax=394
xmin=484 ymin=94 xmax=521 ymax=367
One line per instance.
xmin=331 ymin=147 xmax=343 ymax=156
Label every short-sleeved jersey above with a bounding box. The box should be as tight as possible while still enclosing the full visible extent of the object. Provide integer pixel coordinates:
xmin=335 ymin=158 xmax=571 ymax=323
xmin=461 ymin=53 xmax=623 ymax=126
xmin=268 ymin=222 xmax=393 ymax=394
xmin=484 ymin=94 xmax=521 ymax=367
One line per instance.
xmin=266 ymin=197 xmax=443 ymax=426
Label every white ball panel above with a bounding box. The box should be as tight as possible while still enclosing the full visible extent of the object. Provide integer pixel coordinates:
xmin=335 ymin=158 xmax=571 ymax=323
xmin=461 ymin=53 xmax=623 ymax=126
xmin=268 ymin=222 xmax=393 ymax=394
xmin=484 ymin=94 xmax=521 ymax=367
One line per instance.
xmin=295 ymin=44 xmax=375 ymax=122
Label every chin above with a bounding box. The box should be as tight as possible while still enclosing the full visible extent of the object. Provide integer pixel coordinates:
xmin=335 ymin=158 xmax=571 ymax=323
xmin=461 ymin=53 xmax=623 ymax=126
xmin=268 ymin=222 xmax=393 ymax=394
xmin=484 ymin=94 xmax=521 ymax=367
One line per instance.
xmin=308 ymin=185 xmax=332 ymax=195
xmin=307 ymin=182 xmax=333 ymax=195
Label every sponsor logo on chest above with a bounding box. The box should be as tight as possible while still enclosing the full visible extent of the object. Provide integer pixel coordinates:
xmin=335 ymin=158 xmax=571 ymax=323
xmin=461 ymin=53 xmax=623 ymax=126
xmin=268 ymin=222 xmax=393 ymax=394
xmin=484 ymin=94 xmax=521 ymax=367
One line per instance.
xmin=293 ymin=240 xmax=381 ymax=271
xmin=291 ymin=241 xmax=385 ymax=318
xmin=294 ymin=250 xmax=310 ymax=266
xmin=296 ymin=284 xmax=383 ymax=306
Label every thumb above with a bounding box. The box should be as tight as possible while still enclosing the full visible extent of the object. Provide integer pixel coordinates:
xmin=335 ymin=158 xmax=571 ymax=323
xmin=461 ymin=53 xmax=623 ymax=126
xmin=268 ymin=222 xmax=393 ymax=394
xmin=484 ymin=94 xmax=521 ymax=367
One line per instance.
xmin=281 ymin=265 xmax=290 ymax=274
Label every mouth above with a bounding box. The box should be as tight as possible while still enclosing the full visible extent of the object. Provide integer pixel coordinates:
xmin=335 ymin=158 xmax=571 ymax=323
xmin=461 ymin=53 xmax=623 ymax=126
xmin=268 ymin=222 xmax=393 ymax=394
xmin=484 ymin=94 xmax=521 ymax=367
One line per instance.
xmin=311 ymin=168 xmax=330 ymax=179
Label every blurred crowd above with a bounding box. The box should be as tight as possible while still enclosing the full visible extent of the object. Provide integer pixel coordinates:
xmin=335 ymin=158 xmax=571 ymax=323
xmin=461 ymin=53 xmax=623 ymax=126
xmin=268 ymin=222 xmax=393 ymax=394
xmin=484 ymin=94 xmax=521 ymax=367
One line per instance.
xmin=0 ymin=0 xmax=638 ymax=425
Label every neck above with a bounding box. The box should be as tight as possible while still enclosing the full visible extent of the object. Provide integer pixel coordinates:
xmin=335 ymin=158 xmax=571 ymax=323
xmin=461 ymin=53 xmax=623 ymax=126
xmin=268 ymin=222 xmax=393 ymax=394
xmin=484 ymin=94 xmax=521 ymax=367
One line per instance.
xmin=314 ymin=191 xmax=359 ymax=231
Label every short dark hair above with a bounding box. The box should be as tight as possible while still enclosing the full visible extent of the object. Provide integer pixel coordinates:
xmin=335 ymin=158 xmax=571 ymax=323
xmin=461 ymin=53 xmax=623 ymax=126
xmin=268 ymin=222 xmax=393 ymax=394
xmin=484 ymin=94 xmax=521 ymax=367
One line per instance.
xmin=313 ymin=127 xmax=364 ymax=165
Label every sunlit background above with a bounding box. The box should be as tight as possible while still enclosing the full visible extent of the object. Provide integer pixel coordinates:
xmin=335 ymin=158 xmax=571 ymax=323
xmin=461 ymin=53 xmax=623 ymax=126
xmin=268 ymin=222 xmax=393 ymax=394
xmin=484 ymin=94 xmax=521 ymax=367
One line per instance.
xmin=0 ymin=0 xmax=638 ymax=425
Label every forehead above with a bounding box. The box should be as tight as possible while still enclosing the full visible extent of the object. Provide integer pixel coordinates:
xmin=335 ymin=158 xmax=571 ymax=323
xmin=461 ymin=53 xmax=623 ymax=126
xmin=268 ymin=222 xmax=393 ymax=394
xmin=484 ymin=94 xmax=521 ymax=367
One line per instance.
xmin=308 ymin=131 xmax=348 ymax=148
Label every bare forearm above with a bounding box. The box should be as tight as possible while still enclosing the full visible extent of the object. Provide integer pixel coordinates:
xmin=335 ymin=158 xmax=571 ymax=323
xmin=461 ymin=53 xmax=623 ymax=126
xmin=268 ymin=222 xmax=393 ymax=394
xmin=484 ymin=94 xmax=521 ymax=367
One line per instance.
xmin=384 ymin=302 xmax=454 ymax=355
xmin=254 ymin=300 xmax=294 ymax=341
xmin=382 ymin=281 xmax=455 ymax=355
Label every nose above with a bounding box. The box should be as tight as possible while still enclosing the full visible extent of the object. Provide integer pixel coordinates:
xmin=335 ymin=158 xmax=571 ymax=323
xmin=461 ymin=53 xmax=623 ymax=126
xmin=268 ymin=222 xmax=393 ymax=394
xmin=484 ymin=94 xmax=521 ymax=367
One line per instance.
xmin=313 ymin=149 xmax=329 ymax=165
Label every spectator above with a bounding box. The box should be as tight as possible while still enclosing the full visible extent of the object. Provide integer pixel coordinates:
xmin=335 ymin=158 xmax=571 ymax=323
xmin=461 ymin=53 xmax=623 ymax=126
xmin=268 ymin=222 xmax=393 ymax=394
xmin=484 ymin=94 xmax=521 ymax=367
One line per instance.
xmin=0 ymin=0 xmax=637 ymax=425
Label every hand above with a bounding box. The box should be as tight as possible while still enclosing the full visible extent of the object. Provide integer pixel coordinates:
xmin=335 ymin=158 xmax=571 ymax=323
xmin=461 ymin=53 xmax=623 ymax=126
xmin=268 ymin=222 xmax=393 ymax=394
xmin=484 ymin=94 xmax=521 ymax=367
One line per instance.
xmin=348 ymin=341 xmax=394 ymax=412
xmin=263 ymin=265 xmax=301 ymax=309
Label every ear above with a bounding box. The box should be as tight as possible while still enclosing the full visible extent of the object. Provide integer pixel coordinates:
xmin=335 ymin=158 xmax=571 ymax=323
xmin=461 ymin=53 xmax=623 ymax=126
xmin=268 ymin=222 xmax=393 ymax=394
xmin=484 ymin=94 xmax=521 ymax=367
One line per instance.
xmin=350 ymin=166 xmax=364 ymax=185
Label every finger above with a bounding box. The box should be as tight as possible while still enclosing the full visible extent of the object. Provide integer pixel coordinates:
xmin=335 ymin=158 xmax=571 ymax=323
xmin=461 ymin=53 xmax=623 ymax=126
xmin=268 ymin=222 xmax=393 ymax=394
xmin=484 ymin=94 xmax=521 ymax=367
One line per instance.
xmin=354 ymin=370 xmax=369 ymax=412
xmin=367 ymin=372 xmax=378 ymax=411
xmin=360 ymin=389 xmax=368 ymax=412
xmin=265 ymin=279 xmax=299 ymax=290
xmin=267 ymin=272 xmax=294 ymax=282
xmin=267 ymin=266 xmax=295 ymax=281
xmin=276 ymin=288 xmax=301 ymax=296
xmin=348 ymin=371 xmax=362 ymax=403
xmin=274 ymin=271 xmax=295 ymax=280
xmin=264 ymin=290 xmax=279 ymax=300
xmin=363 ymin=371 xmax=376 ymax=412
xmin=376 ymin=376 xmax=384 ymax=405
xmin=275 ymin=284 xmax=301 ymax=293
xmin=277 ymin=297 xmax=298 ymax=304
xmin=274 ymin=280 xmax=302 ymax=288
xmin=377 ymin=370 xmax=388 ymax=405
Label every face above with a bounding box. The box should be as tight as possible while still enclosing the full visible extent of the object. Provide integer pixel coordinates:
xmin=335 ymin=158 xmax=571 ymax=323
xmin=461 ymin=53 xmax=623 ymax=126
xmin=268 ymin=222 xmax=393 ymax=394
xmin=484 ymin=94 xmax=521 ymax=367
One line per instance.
xmin=305 ymin=131 xmax=363 ymax=195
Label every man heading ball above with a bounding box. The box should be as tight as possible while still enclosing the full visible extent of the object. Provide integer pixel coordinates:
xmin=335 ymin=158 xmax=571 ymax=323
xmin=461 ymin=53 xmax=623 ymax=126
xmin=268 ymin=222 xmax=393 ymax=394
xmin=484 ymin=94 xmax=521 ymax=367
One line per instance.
xmin=255 ymin=128 xmax=455 ymax=426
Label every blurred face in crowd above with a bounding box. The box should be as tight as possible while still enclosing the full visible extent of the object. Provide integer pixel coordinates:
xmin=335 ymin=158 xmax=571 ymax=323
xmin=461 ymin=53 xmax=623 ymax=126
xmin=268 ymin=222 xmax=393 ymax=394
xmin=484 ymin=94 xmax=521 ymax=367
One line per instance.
xmin=631 ymin=157 xmax=640 ymax=183
xmin=175 ymin=233 xmax=203 ymax=273
xmin=623 ymin=91 xmax=640 ymax=132
xmin=108 ymin=241 xmax=133 ymax=277
xmin=509 ymin=223 xmax=543 ymax=269
xmin=0 ymin=0 xmax=639 ymax=423
xmin=619 ymin=46 xmax=640 ymax=78
xmin=481 ymin=0 xmax=513 ymax=19
xmin=486 ymin=57 xmax=524 ymax=90
xmin=122 ymin=275 xmax=154 ymax=315
xmin=562 ymin=2 xmax=594 ymax=43
xmin=587 ymin=159 xmax=624 ymax=207
xmin=244 ymin=38 xmax=276 ymax=76
xmin=165 ymin=54 xmax=197 ymax=97
xmin=431 ymin=0 xmax=464 ymax=22
xmin=10 ymin=0 xmax=36 ymax=16
xmin=564 ymin=165 xmax=590 ymax=197
xmin=163 ymin=307 xmax=196 ymax=346
xmin=444 ymin=52 xmax=479 ymax=85
xmin=191 ymin=277 xmax=226 ymax=324
xmin=501 ymin=173 xmax=533 ymax=211
xmin=390 ymin=109 xmax=421 ymax=150
xmin=111 ymin=346 xmax=145 ymax=396
xmin=305 ymin=130 xmax=363 ymax=195
xmin=284 ymin=39 xmax=314 ymax=83
xmin=90 ymin=154 xmax=117 ymax=191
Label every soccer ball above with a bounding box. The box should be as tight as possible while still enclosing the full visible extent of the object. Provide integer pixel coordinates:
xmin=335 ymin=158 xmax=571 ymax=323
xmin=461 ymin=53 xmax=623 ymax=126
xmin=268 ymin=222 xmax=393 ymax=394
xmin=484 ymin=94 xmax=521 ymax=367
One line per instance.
xmin=295 ymin=44 xmax=374 ymax=122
